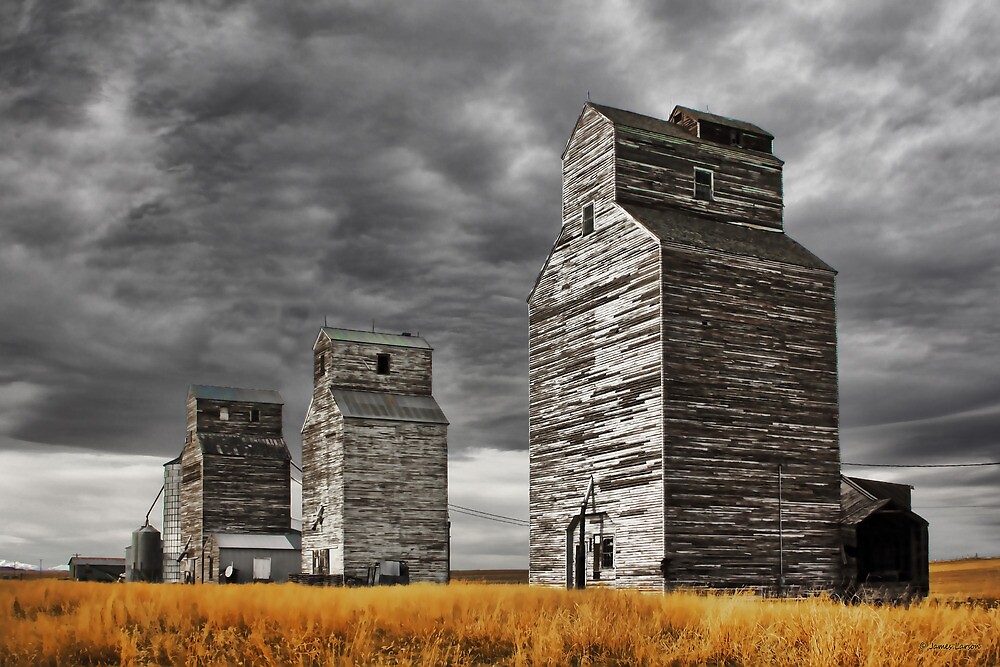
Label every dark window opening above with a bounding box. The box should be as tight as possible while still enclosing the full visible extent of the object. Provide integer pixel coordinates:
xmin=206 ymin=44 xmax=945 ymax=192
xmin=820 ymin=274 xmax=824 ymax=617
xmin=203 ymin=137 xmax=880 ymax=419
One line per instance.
xmin=741 ymin=133 xmax=772 ymax=153
xmin=249 ymin=408 xmax=260 ymax=423
xmin=601 ymin=536 xmax=614 ymax=569
xmin=581 ymin=203 xmax=594 ymax=236
xmin=313 ymin=549 xmax=329 ymax=575
xmin=694 ymin=168 xmax=713 ymax=201
xmin=376 ymin=353 xmax=391 ymax=375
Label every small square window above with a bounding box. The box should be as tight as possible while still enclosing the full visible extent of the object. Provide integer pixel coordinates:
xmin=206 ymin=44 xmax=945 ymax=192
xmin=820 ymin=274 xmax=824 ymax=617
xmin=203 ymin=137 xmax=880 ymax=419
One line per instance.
xmin=376 ymin=353 xmax=391 ymax=375
xmin=219 ymin=407 xmax=229 ymax=421
xmin=581 ymin=203 xmax=595 ymax=236
xmin=249 ymin=408 xmax=260 ymax=423
xmin=694 ymin=168 xmax=713 ymax=201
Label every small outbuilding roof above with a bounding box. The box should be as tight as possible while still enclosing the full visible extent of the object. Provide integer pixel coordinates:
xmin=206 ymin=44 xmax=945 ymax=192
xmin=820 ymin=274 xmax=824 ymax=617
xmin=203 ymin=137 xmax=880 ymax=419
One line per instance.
xmin=331 ymin=389 xmax=449 ymax=425
xmin=68 ymin=557 xmax=126 ymax=566
xmin=841 ymin=475 xmax=926 ymax=527
xmin=210 ymin=533 xmax=301 ymax=550
xmin=189 ymin=385 xmax=284 ymax=405
xmin=320 ymin=327 xmax=432 ymax=350
xmin=197 ymin=434 xmax=290 ymax=460
xmin=622 ymin=204 xmax=835 ymax=272
xmin=844 ymin=476 xmax=913 ymax=510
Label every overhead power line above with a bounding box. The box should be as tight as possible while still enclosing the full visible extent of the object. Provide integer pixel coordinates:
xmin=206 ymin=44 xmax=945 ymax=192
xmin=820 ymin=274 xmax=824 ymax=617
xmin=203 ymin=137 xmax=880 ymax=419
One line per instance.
xmin=448 ymin=503 xmax=528 ymax=527
xmin=916 ymin=505 xmax=1000 ymax=509
xmin=449 ymin=507 xmax=527 ymax=527
xmin=842 ymin=461 xmax=1000 ymax=468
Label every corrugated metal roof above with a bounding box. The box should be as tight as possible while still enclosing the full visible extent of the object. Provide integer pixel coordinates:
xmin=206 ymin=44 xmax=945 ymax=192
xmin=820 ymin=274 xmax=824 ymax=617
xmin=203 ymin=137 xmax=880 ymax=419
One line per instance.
xmin=321 ymin=327 xmax=432 ymax=350
xmin=69 ymin=557 xmax=126 ymax=565
xmin=671 ymin=105 xmax=774 ymax=139
xmin=197 ymin=434 xmax=290 ymax=460
xmin=210 ymin=533 xmax=301 ymax=550
xmin=331 ymin=389 xmax=449 ymax=424
xmin=622 ymin=203 xmax=835 ymax=272
xmin=189 ymin=385 xmax=284 ymax=404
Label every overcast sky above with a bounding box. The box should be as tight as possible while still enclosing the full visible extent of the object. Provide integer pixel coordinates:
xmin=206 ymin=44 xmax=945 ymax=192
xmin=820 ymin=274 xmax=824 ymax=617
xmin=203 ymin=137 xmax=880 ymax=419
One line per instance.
xmin=1 ymin=1 xmax=998 ymax=571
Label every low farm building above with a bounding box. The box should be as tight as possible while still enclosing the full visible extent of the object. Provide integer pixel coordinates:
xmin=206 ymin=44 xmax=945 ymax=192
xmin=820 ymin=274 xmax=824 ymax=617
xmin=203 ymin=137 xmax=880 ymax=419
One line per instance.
xmin=206 ymin=533 xmax=302 ymax=584
xmin=68 ymin=557 xmax=125 ymax=582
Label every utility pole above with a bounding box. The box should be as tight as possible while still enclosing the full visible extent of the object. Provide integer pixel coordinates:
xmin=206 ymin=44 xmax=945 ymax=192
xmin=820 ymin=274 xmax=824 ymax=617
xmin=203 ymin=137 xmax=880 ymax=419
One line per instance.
xmin=777 ymin=465 xmax=785 ymax=597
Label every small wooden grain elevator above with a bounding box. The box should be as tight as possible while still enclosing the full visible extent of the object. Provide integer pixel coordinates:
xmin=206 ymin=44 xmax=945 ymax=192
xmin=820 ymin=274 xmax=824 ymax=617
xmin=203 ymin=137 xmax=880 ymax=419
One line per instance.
xmin=178 ymin=385 xmax=299 ymax=584
xmin=301 ymin=328 xmax=449 ymax=584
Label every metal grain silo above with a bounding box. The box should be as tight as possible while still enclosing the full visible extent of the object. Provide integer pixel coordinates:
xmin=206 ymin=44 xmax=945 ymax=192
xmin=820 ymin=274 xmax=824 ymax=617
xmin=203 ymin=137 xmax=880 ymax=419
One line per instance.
xmin=131 ymin=523 xmax=163 ymax=582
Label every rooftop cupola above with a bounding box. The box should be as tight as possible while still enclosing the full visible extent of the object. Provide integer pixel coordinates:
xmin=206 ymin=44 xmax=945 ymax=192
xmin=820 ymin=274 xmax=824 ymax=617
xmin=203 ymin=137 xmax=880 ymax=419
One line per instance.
xmin=669 ymin=105 xmax=774 ymax=154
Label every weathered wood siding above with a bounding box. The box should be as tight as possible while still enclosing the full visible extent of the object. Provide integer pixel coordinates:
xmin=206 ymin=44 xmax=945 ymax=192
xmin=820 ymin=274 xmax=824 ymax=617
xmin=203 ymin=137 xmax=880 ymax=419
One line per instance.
xmin=531 ymin=106 xmax=665 ymax=590
xmin=201 ymin=454 xmax=291 ymax=534
xmin=341 ymin=414 xmax=449 ymax=583
xmin=561 ymin=105 xmax=617 ymax=237
xmin=529 ymin=188 xmax=664 ymax=588
xmin=179 ymin=436 xmax=204 ymax=581
xmin=660 ymin=246 xmax=840 ymax=590
xmin=615 ymin=124 xmax=784 ymax=230
xmin=188 ymin=397 xmax=283 ymax=436
xmin=316 ymin=335 xmax=433 ymax=396
xmin=300 ymin=382 xmax=344 ymax=575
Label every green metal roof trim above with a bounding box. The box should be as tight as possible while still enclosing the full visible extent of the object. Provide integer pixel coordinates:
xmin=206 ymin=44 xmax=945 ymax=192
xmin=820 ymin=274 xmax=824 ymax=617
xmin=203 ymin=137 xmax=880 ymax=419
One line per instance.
xmin=196 ymin=434 xmax=291 ymax=460
xmin=622 ymin=203 xmax=835 ymax=272
xmin=331 ymin=389 xmax=449 ymax=424
xmin=189 ymin=385 xmax=284 ymax=405
xmin=321 ymin=327 xmax=432 ymax=350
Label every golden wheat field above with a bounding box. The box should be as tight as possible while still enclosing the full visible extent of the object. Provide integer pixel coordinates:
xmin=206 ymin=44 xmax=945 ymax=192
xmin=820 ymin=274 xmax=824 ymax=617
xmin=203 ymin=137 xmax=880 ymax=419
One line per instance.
xmin=1 ymin=568 xmax=996 ymax=666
